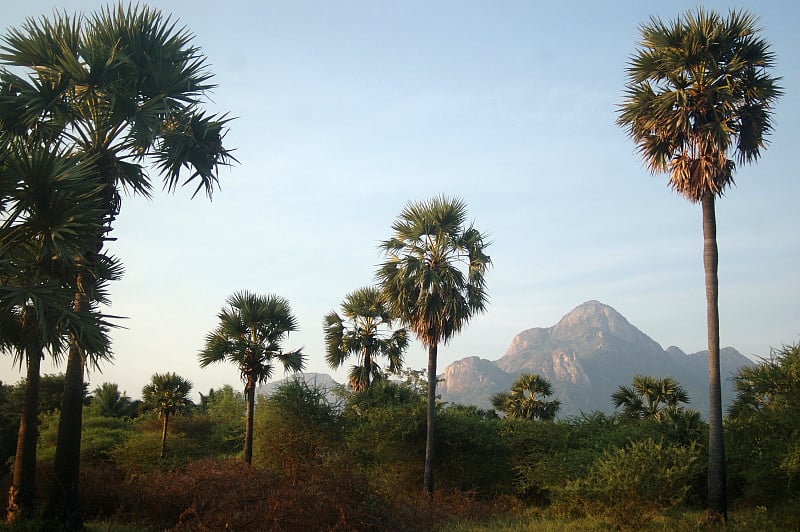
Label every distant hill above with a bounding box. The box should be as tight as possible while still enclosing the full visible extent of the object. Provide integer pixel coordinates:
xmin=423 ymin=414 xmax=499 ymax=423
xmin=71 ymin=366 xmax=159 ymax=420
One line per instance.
xmin=439 ymin=301 xmax=754 ymax=418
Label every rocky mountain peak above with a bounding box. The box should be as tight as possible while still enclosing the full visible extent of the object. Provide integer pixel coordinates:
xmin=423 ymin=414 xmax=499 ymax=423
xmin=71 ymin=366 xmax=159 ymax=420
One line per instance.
xmin=551 ymin=300 xmax=649 ymax=345
xmin=439 ymin=301 xmax=754 ymax=418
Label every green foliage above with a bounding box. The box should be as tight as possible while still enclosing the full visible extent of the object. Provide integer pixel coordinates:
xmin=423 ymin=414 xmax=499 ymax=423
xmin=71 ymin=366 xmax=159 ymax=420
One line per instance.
xmin=492 ymin=373 xmax=560 ymax=420
xmin=324 ymin=286 xmax=408 ymax=391
xmin=88 ymin=382 xmax=138 ymax=418
xmin=140 ymin=373 xmax=194 ymax=418
xmin=253 ymin=379 xmax=341 ymax=479
xmin=342 ymin=380 xmax=427 ymax=492
xmin=612 ymin=374 xmax=691 ymax=420
xmin=377 ymin=196 xmax=491 ymax=349
xmin=554 ymin=439 xmax=702 ymax=529
xmin=110 ymin=416 xmax=221 ymax=474
xmin=197 ymin=385 xmax=245 ymax=455
xmin=79 ymin=416 xmax=135 ymax=463
xmin=436 ymin=405 xmax=512 ymax=496
xmin=3 ymin=374 xmax=89 ymax=416
xmin=617 ymin=8 xmax=782 ymax=201
xmin=0 ymin=381 xmax=18 ymax=464
xmin=36 ymin=409 xmax=133 ymax=463
xmin=506 ymin=411 xmax=697 ymax=504
xmin=198 ymin=291 xmax=305 ymax=387
xmin=727 ymin=341 xmax=800 ymax=502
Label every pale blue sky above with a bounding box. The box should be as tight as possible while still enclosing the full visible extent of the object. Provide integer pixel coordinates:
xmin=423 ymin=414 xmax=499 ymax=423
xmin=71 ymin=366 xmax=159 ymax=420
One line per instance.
xmin=2 ymin=1 xmax=798 ymax=401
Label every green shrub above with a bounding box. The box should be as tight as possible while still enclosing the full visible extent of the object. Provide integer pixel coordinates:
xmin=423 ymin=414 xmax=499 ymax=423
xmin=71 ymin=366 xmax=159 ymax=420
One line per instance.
xmin=110 ymin=415 xmax=225 ymax=474
xmin=252 ymin=379 xmax=342 ymax=478
xmin=553 ymin=438 xmax=701 ymax=529
xmin=436 ymin=405 xmax=513 ymax=496
xmin=727 ymin=341 xmax=800 ymax=503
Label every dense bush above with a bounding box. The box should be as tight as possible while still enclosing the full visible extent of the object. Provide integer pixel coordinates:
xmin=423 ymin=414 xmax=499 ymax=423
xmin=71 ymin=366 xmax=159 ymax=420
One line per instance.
xmin=727 ymin=341 xmax=800 ymax=503
xmin=553 ymin=438 xmax=702 ymax=529
xmin=253 ymin=379 xmax=342 ymax=479
xmin=341 ymin=381 xmax=427 ymax=494
xmin=436 ymin=405 xmax=513 ymax=496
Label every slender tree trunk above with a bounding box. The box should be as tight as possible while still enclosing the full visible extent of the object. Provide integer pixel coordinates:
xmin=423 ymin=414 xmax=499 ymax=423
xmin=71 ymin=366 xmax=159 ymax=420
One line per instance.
xmin=160 ymin=412 xmax=170 ymax=459
xmin=244 ymin=377 xmax=255 ymax=465
xmin=45 ymin=283 xmax=88 ymax=530
xmin=702 ymin=195 xmax=727 ymax=520
xmin=7 ymin=344 xmax=42 ymax=522
xmin=423 ymin=343 xmax=438 ymax=497
xmin=365 ymin=347 xmax=372 ymax=389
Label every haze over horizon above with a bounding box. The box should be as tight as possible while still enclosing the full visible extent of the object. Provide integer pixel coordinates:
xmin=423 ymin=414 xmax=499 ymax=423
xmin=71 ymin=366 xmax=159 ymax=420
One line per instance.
xmin=1 ymin=0 xmax=798 ymax=401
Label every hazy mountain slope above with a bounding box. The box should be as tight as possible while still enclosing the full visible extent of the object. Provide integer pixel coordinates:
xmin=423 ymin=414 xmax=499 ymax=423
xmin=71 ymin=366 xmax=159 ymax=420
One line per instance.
xmin=439 ymin=301 xmax=754 ymax=418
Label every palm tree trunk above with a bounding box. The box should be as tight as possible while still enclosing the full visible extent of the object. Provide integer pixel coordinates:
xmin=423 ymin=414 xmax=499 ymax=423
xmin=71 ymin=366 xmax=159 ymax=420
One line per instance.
xmin=160 ymin=412 xmax=170 ymax=459
xmin=244 ymin=378 xmax=255 ymax=465
xmin=45 ymin=283 xmax=88 ymax=530
xmin=365 ymin=347 xmax=371 ymax=389
xmin=7 ymin=343 xmax=42 ymax=522
xmin=702 ymin=195 xmax=727 ymax=520
xmin=423 ymin=343 xmax=438 ymax=497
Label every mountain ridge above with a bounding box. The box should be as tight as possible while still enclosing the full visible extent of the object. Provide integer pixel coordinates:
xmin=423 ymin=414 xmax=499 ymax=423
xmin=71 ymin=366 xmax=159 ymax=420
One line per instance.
xmin=440 ymin=300 xmax=753 ymax=418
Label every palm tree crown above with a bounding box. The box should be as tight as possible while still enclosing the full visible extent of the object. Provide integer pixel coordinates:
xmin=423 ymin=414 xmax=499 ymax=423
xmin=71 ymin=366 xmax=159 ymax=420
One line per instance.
xmin=612 ymin=374 xmax=690 ymax=420
xmin=199 ymin=291 xmax=305 ymax=386
xmin=324 ymin=286 xmax=408 ymax=392
xmin=617 ymin=8 xmax=782 ymax=202
xmin=377 ymin=195 xmax=491 ymax=348
xmin=493 ymin=373 xmax=561 ymax=421
xmin=0 ymin=4 xmax=235 ymax=205
xmin=141 ymin=373 xmax=194 ymax=418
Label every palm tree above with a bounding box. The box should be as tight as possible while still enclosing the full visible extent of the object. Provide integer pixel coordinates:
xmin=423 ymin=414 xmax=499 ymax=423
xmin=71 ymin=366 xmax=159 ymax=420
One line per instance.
xmin=199 ymin=291 xmax=304 ymax=464
xmin=492 ymin=373 xmax=560 ymax=421
xmin=324 ymin=286 xmax=408 ymax=392
xmin=0 ymin=6 xmax=234 ymax=525
xmin=377 ymin=195 xmax=491 ymax=496
xmin=617 ymin=8 xmax=782 ymax=519
xmin=612 ymin=374 xmax=690 ymax=420
xmin=0 ymin=142 xmax=115 ymax=522
xmin=141 ymin=373 xmax=194 ymax=459
xmin=90 ymin=383 xmax=137 ymax=418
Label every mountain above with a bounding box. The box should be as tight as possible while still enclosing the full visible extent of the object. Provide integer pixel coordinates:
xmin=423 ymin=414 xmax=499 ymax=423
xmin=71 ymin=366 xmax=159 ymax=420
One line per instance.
xmin=439 ymin=301 xmax=754 ymax=418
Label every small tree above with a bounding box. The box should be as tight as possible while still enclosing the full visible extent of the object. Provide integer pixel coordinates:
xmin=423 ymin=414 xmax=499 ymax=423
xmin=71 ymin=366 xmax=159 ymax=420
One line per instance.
xmin=492 ymin=373 xmax=561 ymax=420
xmin=324 ymin=286 xmax=408 ymax=391
xmin=90 ymin=383 xmax=138 ymax=418
xmin=141 ymin=373 xmax=194 ymax=459
xmin=199 ymin=291 xmax=304 ymax=464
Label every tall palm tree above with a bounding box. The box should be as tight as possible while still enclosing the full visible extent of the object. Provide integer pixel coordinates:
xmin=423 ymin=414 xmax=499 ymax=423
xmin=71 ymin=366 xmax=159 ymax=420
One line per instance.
xmin=141 ymin=373 xmax=193 ymax=459
xmin=0 ymin=141 xmax=115 ymax=522
xmin=324 ymin=286 xmax=408 ymax=392
xmin=617 ymin=8 xmax=782 ymax=519
xmin=492 ymin=373 xmax=560 ymax=421
xmin=199 ymin=291 xmax=304 ymax=464
xmin=377 ymin=195 xmax=491 ymax=496
xmin=0 ymin=5 xmax=234 ymax=526
xmin=612 ymin=374 xmax=690 ymax=420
